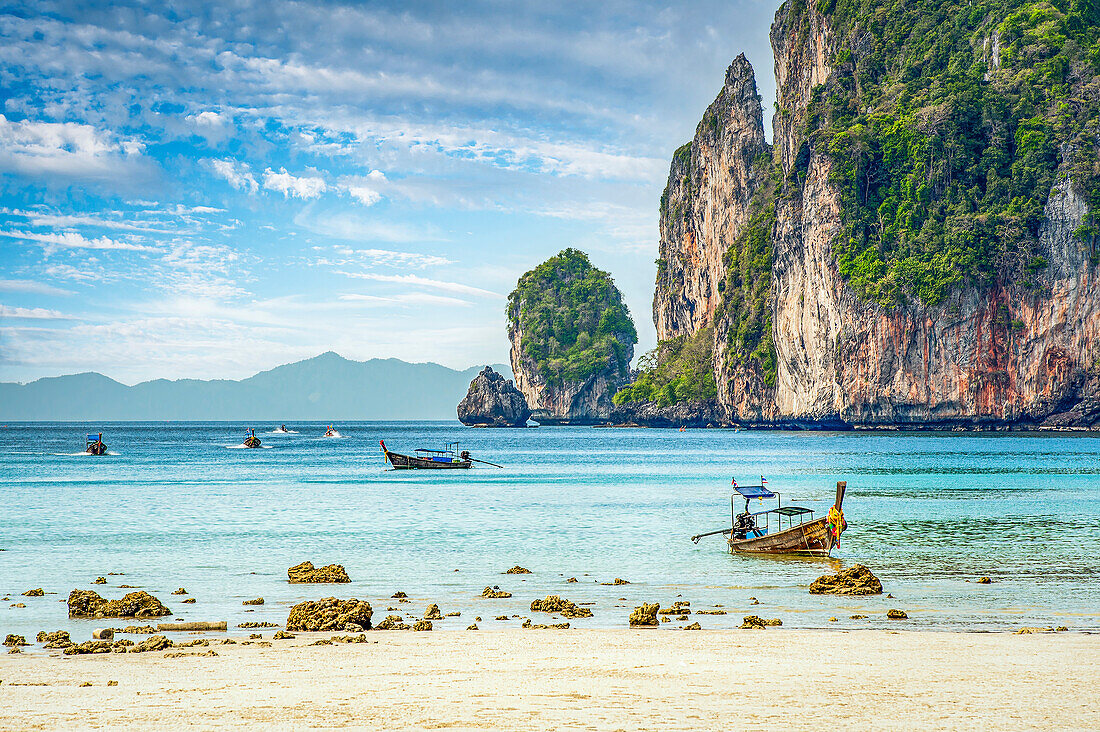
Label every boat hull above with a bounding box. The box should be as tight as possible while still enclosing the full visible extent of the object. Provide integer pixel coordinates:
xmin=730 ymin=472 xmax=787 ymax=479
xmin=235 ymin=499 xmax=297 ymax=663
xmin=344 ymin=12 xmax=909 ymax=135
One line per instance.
xmin=86 ymin=443 xmax=106 ymax=456
xmin=384 ymin=450 xmax=471 ymax=470
xmin=728 ymin=516 xmax=832 ymax=556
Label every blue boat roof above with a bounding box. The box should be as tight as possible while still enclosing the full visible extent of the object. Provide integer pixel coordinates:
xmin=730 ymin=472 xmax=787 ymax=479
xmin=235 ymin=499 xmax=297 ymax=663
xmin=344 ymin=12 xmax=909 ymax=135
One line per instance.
xmin=734 ymin=485 xmax=775 ymax=499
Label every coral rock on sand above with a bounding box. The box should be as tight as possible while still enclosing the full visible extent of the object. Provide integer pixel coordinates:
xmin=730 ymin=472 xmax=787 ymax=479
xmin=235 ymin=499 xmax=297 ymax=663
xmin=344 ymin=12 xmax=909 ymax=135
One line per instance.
xmin=628 ymin=603 xmax=660 ymax=627
xmin=273 ymin=630 xmax=295 ymax=640
xmin=182 ymin=598 xmax=196 ymax=604
xmin=481 ymin=586 xmax=512 ymax=599
xmin=64 ymin=640 xmax=115 ymax=655
xmin=130 ymin=635 xmax=173 ymax=653
xmin=287 ymin=561 xmax=350 ymax=584
xmin=683 ymin=622 xmax=702 ymax=630
xmin=600 ymin=578 xmax=630 ymax=585
xmin=286 ymin=598 xmax=373 ymax=632
xmin=505 ymin=565 xmax=532 ymax=574
xmin=457 ymin=366 xmax=531 ymax=427
xmin=887 ymin=609 xmax=908 ymax=619
xmin=171 ymin=588 xmax=188 ymax=595
xmin=373 ymin=615 xmax=410 ymax=631
xmin=529 ymin=596 xmax=593 ymax=619
xmin=977 ymin=577 xmax=993 ymax=584
xmin=566 ymin=577 xmax=578 ymax=583
xmin=741 ymin=616 xmax=768 ymax=629
xmin=243 ymin=598 xmax=264 ymax=606
xmin=412 ymin=620 xmax=433 ymax=631
xmin=424 ymin=604 xmax=443 ymax=620
xmin=91 ymin=628 xmax=114 ymax=640
xmin=467 ymin=624 xmax=479 ymax=630
xmin=22 ymin=588 xmax=44 ymax=597
xmin=37 ymin=630 xmax=72 ymax=648
xmin=391 ymin=591 xmax=407 ymax=598
xmin=93 ymin=577 xmax=107 ymax=585
xmin=68 ymin=590 xmax=172 ymax=619
xmin=808 ymin=565 xmax=883 ymax=596
xmin=659 ymin=601 xmax=691 ymax=615
xmin=3 ymin=634 xmax=28 ymax=647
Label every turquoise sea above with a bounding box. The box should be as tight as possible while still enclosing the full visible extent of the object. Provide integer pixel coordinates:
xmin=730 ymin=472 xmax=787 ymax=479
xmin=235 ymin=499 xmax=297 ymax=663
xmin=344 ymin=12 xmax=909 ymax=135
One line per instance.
xmin=2 ymin=422 xmax=1098 ymax=639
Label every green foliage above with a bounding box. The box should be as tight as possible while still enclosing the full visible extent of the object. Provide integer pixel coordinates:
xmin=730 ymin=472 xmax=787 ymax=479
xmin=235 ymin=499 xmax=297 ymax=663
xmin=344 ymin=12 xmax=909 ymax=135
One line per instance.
xmin=792 ymin=0 xmax=1100 ymax=307
xmin=612 ymin=327 xmax=718 ymax=407
xmin=508 ymin=249 xmax=637 ymax=387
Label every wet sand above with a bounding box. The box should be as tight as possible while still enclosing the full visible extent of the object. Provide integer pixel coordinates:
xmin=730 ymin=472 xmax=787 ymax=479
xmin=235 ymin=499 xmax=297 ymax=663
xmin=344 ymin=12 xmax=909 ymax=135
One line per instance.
xmin=3 ymin=629 xmax=1097 ymax=730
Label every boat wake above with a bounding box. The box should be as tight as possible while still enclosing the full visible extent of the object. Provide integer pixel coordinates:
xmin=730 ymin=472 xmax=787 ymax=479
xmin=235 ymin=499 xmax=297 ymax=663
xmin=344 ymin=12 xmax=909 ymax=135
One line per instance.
xmin=225 ymin=443 xmax=274 ymax=449
xmin=322 ymin=431 xmax=343 ymax=438
xmin=52 ymin=451 xmax=121 ymax=457
xmin=266 ymin=429 xmax=299 ymax=434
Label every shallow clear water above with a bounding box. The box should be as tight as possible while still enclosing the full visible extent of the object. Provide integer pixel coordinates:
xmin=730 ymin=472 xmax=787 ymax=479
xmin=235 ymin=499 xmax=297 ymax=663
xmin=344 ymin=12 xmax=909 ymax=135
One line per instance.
xmin=2 ymin=422 xmax=1098 ymax=639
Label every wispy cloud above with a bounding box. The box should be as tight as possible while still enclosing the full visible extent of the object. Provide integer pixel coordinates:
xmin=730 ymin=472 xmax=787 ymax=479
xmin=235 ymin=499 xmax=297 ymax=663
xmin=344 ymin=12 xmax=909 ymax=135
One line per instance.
xmin=0 ymin=114 xmax=149 ymax=181
xmin=208 ymin=158 xmax=258 ymax=193
xmin=0 ymin=229 xmax=157 ymax=252
xmin=0 ymin=304 xmax=74 ymax=319
xmin=0 ymin=278 xmax=75 ymax=296
xmin=339 ymin=292 xmax=472 ymax=307
xmin=338 ymin=271 xmax=501 ymax=298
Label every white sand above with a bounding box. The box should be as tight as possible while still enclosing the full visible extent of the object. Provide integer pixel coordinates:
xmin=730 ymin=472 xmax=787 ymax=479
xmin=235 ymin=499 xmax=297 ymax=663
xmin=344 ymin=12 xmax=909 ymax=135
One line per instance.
xmin=3 ymin=629 xmax=1097 ymax=730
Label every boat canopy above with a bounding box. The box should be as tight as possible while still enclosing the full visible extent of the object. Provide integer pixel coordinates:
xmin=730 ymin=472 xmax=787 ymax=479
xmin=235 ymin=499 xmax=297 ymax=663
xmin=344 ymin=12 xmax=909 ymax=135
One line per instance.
xmin=86 ymin=434 xmax=101 ymax=442
xmin=733 ymin=484 xmax=775 ymax=499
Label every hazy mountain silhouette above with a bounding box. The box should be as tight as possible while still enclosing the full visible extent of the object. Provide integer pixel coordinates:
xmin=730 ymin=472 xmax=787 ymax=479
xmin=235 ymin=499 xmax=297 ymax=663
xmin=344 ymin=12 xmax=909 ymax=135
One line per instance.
xmin=0 ymin=352 xmax=511 ymax=420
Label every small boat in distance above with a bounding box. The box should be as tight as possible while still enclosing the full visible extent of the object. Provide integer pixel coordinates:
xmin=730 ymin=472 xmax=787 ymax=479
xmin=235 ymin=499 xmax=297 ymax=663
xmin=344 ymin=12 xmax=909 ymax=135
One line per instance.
xmin=379 ymin=440 xmax=503 ymax=470
xmin=323 ymin=425 xmax=338 ymax=438
xmin=275 ymin=425 xmax=291 ymax=433
xmin=691 ymin=480 xmax=847 ymax=556
xmin=85 ymin=432 xmax=107 ymax=455
xmin=242 ymin=429 xmax=262 ymax=448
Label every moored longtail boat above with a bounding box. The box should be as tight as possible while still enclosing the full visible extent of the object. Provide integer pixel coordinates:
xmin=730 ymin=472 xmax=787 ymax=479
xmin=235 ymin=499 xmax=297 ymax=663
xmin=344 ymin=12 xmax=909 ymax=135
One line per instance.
xmin=380 ymin=440 xmax=475 ymax=469
xmin=691 ymin=481 xmax=847 ymax=556
xmin=85 ymin=432 xmax=107 ymax=455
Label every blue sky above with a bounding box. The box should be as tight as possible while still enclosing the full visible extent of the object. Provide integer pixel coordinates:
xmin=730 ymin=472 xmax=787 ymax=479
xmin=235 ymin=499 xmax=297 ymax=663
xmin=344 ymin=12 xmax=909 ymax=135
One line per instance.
xmin=0 ymin=0 xmax=777 ymax=384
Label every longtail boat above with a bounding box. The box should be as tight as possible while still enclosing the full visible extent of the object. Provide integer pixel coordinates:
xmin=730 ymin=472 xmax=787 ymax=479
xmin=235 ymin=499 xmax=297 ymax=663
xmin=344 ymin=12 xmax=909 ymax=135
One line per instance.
xmin=691 ymin=481 xmax=847 ymax=556
xmin=379 ymin=440 xmax=503 ymax=470
xmin=85 ymin=432 xmax=107 ymax=455
xmin=242 ymin=428 xmax=262 ymax=448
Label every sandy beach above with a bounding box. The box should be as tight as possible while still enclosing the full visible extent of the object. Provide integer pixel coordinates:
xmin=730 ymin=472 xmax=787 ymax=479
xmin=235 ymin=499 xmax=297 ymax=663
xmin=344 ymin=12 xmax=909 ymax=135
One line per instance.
xmin=3 ymin=629 xmax=1097 ymax=730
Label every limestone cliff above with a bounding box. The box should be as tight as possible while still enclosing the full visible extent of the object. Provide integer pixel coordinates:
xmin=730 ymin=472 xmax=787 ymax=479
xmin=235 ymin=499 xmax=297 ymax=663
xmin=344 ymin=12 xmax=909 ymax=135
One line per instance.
xmin=508 ymin=249 xmax=636 ymax=424
xmin=643 ymin=0 xmax=1100 ymax=428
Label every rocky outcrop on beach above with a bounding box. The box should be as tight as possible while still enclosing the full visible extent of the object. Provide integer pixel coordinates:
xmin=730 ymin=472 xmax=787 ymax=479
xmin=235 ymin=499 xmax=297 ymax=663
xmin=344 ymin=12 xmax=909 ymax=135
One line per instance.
xmin=808 ymin=565 xmax=883 ymax=596
xmin=628 ymin=603 xmax=659 ymax=627
xmin=3 ymin=634 xmax=28 ymax=647
xmin=457 ymin=367 xmax=530 ymax=427
xmin=286 ymin=598 xmax=373 ymax=632
xmin=22 ymin=588 xmax=44 ymax=597
xmin=529 ymin=596 xmax=592 ymax=619
xmin=628 ymin=0 xmax=1100 ymax=429
xmin=508 ymin=249 xmax=637 ymax=424
xmin=481 ymin=586 xmax=512 ymax=599
xmin=424 ymin=604 xmax=443 ymax=620
xmin=68 ymin=590 xmax=172 ymax=619
xmin=287 ymin=561 xmax=350 ymax=584
xmin=504 ymin=565 xmax=531 ymax=574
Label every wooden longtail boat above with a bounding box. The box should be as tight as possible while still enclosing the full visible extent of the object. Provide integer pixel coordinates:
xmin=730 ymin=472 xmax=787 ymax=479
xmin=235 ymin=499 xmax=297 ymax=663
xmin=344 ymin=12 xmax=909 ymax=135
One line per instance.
xmin=242 ymin=428 xmax=262 ymax=448
xmin=691 ymin=481 xmax=847 ymax=556
xmin=380 ymin=440 xmax=472 ymax=470
xmin=85 ymin=432 xmax=107 ymax=455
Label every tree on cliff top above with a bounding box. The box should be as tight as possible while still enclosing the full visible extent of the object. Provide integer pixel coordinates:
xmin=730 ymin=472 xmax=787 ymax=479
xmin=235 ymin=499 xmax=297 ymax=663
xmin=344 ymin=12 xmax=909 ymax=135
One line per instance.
xmin=508 ymin=249 xmax=637 ymax=387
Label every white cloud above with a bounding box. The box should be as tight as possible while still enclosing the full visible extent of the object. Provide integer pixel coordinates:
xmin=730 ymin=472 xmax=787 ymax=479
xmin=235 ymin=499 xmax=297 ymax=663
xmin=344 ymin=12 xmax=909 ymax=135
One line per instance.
xmin=338 ymin=271 xmax=501 ymax=298
xmin=0 ymin=305 xmax=73 ymax=320
xmin=0 ymin=229 xmax=157 ymax=252
xmin=314 ymin=247 xmax=452 ymax=269
xmin=188 ymin=111 xmax=225 ymax=126
xmin=0 ymin=279 xmax=75 ymax=296
xmin=209 ymin=158 xmax=258 ymax=193
xmin=262 ymin=168 xmax=327 ymax=199
xmin=0 ymin=114 xmax=147 ymax=181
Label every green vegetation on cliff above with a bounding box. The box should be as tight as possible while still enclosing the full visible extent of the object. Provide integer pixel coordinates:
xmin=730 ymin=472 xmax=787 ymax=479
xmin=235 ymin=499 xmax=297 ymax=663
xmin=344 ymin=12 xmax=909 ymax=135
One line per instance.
xmin=508 ymin=249 xmax=637 ymax=387
xmin=612 ymin=327 xmax=718 ymax=406
xmin=803 ymin=0 xmax=1100 ymax=307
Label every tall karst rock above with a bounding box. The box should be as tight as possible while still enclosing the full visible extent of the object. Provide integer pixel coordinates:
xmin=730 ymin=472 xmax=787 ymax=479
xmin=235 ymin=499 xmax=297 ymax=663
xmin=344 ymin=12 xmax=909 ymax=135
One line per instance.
xmin=636 ymin=0 xmax=1100 ymax=428
xmin=508 ymin=249 xmax=637 ymax=424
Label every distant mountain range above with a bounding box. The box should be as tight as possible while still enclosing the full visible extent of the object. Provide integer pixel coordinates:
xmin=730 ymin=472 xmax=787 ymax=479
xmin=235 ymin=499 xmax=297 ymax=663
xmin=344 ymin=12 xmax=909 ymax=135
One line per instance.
xmin=0 ymin=352 xmax=511 ymax=421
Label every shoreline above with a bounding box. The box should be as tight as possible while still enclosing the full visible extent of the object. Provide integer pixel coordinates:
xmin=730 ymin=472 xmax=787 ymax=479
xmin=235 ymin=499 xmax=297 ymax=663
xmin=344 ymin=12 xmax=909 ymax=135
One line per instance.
xmin=4 ymin=628 xmax=1097 ymax=730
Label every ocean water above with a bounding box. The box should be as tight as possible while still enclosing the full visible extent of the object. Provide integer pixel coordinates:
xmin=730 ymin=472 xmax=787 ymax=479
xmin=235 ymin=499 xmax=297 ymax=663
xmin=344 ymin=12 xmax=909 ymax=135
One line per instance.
xmin=2 ymin=421 xmax=1098 ymax=641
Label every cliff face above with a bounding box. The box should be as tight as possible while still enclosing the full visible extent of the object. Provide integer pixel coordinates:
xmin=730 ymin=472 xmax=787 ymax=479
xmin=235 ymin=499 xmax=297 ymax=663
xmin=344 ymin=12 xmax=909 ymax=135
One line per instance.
xmin=654 ymin=54 xmax=770 ymax=341
xmin=648 ymin=1 xmax=1100 ymax=428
